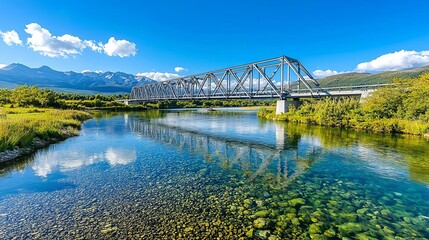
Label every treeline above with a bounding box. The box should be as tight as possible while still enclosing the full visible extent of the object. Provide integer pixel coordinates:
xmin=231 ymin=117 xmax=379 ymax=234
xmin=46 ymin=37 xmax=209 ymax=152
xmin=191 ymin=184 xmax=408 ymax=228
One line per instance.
xmin=144 ymin=99 xmax=273 ymax=109
xmin=0 ymin=85 xmax=132 ymax=109
xmin=258 ymin=73 xmax=429 ymax=135
xmin=0 ymin=85 xmax=274 ymax=110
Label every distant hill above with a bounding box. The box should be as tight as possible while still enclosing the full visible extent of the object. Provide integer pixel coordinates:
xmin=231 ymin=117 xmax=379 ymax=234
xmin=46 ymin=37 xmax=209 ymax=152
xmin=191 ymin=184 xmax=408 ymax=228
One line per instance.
xmin=0 ymin=63 xmax=155 ymax=94
xmin=317 ymin=65 xmax=429 ymax=87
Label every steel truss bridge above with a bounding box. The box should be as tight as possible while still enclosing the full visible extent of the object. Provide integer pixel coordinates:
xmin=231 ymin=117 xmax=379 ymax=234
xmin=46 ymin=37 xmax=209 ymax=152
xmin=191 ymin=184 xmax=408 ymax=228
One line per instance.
xmin=129 ymin=118 xmax=319 ymax=187
xmin=128 ymin=56 xmax=383 ymax=103
xmin=128 ymin=56 xmax=315 ymax=102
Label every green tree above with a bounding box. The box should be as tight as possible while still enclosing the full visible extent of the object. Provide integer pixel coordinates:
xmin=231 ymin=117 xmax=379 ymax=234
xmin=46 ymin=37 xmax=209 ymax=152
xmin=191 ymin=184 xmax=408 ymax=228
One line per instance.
xmin=401 ymin=73 xmax=429 ymax=121
xmin=361 ymin=85 xmax=405 ymax=119
xmin=0 ymin=89 xmax=12 ymax=105
xmin=11 ymin=85 xmax=40 ymax=107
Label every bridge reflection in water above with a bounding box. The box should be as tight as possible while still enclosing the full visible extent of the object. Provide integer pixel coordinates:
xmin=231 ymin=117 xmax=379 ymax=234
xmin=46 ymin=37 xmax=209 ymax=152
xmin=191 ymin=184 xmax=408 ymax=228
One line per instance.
xmin=129 ymin=118 xmax=321 ymax=188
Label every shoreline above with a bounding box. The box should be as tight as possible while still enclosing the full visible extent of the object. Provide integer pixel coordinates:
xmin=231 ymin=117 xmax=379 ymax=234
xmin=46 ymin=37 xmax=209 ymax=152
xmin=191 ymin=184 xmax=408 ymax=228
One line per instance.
xmin=259 ymin=112 xmax=429 ymax=138
xmin=0 ymin=134 xmax=78 ymax=164
xmin=0 ymin=108 xmax=93 ymax=165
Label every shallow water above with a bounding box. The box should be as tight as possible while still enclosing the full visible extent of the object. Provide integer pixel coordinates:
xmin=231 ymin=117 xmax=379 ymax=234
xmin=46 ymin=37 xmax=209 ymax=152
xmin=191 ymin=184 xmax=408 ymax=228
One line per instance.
xmin=0 ymin=109 xmax=428 ymax=239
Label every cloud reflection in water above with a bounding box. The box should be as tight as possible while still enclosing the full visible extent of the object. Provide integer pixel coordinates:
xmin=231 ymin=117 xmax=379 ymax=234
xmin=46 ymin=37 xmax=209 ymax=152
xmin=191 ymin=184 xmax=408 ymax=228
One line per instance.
xmin=105 ymin=148 xmax=137 ymax=166
xmin=31 ymin=147 xmax=136 ymax=177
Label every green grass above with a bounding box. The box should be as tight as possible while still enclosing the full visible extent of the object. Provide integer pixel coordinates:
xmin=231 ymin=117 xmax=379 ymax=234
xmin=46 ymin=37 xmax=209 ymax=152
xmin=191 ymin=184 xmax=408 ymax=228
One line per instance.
xmin=0 ymin=107 xmax=92 ymax=152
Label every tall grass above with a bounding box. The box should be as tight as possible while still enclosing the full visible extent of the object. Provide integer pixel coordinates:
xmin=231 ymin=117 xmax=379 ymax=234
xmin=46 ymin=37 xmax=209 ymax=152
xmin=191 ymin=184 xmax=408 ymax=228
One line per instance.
xmin=0 ymin=108 xmax=91 ymax=152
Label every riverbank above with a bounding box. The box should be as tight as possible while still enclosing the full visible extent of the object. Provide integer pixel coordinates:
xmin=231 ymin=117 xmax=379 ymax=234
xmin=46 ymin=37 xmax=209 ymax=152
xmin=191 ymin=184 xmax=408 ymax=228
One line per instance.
xmin=258 ymin=103 xmax=429 ymax=136
xmin=259 ymin=74 xmax=429 ymax=137
xmin=0 ymin=108 xmax=92 ymax=163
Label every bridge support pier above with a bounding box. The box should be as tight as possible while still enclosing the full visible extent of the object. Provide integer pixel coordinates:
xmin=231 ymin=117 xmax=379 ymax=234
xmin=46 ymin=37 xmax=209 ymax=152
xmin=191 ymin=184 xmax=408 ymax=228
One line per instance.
xmin=359 ymin=90 xmax=375 ymax=103
xmin=276 ymin=99 xmax=302 ymax=114
xmin=122 ymin=100 xmax=142 ymax=106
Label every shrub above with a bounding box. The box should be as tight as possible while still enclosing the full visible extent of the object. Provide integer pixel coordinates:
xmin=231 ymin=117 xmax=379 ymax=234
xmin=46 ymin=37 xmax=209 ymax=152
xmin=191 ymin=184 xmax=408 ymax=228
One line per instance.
xmin=258 ymin=74 xmax=429 ymax=136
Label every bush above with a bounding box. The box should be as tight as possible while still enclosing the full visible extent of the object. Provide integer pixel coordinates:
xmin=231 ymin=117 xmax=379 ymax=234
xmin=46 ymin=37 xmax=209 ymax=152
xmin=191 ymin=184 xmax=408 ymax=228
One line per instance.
xmin=257 ymin=74 xmax=429 ymax=135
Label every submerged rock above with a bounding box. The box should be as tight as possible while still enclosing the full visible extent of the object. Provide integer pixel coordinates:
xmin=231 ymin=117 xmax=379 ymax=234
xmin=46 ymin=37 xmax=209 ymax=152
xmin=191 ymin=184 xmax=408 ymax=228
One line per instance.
xmin=323 ymin=228 xmax=336 ymax=237
xmin=355 ymin=233 xmax=378 ymax=240
xmin=268 ymin=235 xmax=280 ymax=240
xmin=254 ymin=218 xmax=269 ymax=229
xmin=380 ymin=209 xmax=392 ymax=217
xmin=309 ymin=223 xmax=322 ymax=234
xmin=101 ymin=226 xmax=118 ymax=234
xmin=246 ymin=228 xmax=254 ymax=238
xmin=243 ymin=198 xmax=253 ymax=207
xmin=253 ymin=210 xmax=269 ymax=218
xmin=339 ymin=213 xmax=357 ymax=222
xmin=289 ymin=198 xmax=306 ymax=207
xmin=337 ymin=222 xmax=364 ymax=235
xmin=291 ymin=218 xmax=300 ymax=226
xmin=255 ymin=200 xmax=265 ymax=207
xmin=256 ymin=230 xmax=271 ymax=239
xmin=356 ymin=208 xmax=368 ymax=215
xmin=276 ymin=220 xmax=288 ymax=230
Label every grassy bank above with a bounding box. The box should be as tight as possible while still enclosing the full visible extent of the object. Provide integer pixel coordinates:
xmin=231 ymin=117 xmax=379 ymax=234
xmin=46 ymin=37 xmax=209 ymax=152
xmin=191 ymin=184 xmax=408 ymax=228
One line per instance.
xmin=259 ymin=74 xmax=429 ymax=136
xmin=0 ymin=107 xmax=91 ymax=152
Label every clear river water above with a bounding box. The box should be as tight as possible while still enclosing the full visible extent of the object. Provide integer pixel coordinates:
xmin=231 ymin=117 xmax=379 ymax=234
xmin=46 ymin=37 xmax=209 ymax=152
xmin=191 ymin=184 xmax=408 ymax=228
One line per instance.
xmin=0 ymin=109 xmax=428 ymax=239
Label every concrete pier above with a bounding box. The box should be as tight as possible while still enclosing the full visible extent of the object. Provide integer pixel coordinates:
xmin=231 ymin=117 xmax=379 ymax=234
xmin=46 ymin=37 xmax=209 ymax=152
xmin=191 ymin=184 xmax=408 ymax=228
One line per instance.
xmin=359 ymin=90 xmax=375 ymax=103
xmin=276 ymin=99 xmax=302 ymax=114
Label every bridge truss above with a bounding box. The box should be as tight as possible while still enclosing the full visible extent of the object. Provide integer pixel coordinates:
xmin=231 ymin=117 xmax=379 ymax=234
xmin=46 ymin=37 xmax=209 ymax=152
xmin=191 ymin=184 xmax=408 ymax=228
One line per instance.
xmin=129 ymin=56 xmax=320 ymax=101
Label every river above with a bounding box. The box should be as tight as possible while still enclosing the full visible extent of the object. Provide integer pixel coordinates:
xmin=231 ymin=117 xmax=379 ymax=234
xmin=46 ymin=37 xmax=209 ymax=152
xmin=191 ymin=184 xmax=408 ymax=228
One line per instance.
xmin=0 ymin=109 xmax=428 ymax=239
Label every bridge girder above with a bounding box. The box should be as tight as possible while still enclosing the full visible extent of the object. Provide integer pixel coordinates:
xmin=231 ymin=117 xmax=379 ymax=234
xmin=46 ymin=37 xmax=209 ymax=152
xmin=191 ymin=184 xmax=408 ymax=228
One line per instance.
xmin=129 ymin=56 xmax=320 ymax=101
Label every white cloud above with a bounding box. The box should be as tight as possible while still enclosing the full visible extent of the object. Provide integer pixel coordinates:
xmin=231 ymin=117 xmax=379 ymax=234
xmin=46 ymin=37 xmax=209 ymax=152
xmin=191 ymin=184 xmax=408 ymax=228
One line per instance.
xmin=0 ymin=64 xmax=7 ymax=69
xmin=103 ymin=37 xmax=136 ymax=57
xmin=23 ymin=23 xmax=136 ymax=58
xmin=0 ymin=30 xmax=22 ymax=46
xmin=356 ymin=50 xmax=429 ymax=72
xmin=25 ymin=23 xmax=92 ymax=58
xmin=312 ymin=69 xmax=348 ymax=78
xmin=174 ymin=66 xmax=188 ymax=73
xmin=84 ymin=40 xmax=103 ymax=53
xmin=136 ymin=72 xmax=180 ymax=81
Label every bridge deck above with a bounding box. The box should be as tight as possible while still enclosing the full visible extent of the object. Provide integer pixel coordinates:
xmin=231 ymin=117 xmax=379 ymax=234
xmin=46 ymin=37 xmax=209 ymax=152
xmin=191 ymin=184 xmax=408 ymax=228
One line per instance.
xmin=124 ymin=87 xmax=381 ymax=104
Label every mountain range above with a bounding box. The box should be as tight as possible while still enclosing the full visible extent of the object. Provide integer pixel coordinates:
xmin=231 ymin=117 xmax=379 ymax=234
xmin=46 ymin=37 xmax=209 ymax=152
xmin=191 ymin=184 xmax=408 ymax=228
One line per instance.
xmin=0 ymin=63 xmax=155 ymax=94
xmin=1 ymin=63 xmax=428 ymax=94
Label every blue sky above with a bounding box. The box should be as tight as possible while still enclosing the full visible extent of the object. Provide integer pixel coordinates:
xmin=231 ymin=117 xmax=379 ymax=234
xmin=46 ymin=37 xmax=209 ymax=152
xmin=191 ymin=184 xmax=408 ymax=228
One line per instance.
xmin=1 ymin=0 xmax=429 ymax=80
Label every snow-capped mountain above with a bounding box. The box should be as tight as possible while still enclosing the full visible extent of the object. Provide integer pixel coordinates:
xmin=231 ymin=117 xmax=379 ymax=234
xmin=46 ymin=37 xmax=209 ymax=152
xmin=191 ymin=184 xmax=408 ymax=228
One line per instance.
xmin=0 ymin=63 xmax=155 ymax=94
